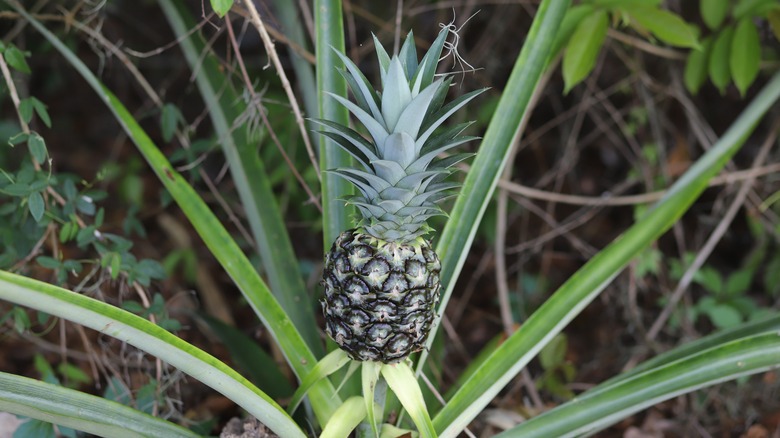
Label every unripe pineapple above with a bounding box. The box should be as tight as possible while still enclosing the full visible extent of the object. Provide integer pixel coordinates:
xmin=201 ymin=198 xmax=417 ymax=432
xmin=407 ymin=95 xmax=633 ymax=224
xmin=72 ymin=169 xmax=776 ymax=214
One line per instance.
xmin=319 ymin=27 xmax=483 ymax=363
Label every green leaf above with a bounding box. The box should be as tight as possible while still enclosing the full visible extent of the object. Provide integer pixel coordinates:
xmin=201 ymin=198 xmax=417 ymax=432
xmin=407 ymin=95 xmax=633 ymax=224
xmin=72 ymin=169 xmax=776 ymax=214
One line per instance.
xmin=624 ymin=5 xmax=700 ymax=48
xmin=539 ymin=333 xmax=568 ymax=370
xmin=4 ymin=45 xmax=30 ymax=73
xmin=36 ymin=256 xmax=60 ymax=270
xmin=0 ymin=372 xmax=198 ymax=437
xmin=362 ymin=361 xmax=382 ymax=438
xmin=733 ymin=0 xmax=778 ymax=19
xmin=381 ymin=362 xmax=436 ymax=438
xmin=432 ymin=71 xmax=780 ymax=437
xmin=287 ymin=349 xmax=350 ymax=415
xmin=684 ymin=36 xmax=713 ymax=95
xmin=196 ymin=313 xmax=293 ymax=400
xmin=161 ymin=0 xmax=324 ymax=357
xmin=591 ymin=0 xmax=660 ymax=6
xmin=562 ymin=9 xmax=608 ymax=94
xmin=730 ymin=18 xmax=761 ymax=96
xmin=709 ymin=25 xmax=734 ymax=94
xmin=0 ymin=270 xmax=306 ymax=438
xmin=700 ymin=0 xmax=730 ymax=30
xmin=27 ymin=132 xmax=47 ymax=164
xmin=707 ymin=303 xmax=743 ymax=329
xmin=160 ymin=103 xmax=181 ymax=143
xmin=19 ymin=97 xmax=33 ymax=124
xmin=57 ymin=362 xmax=91 ymax=387
xmin=3 ymin=182 xmax=31 ymax=196
xmin=550 ymin=5 xmax=594 ymax=58
xmin=499 ymin=330 xmax=780 ymax=437
xmin=30 ymin=97 xmax=51 ymax=128
xmin=725 ymin=269 xmax=752 ymax=296
xmin=209 ymin=0 xmax=233 ymax=17
xmin=13 ymin=419 xmax=56 ymax=438
xmin=27 ymin=192 xmax=44 ymax=222
xmin=769 ymin=9 xmax=780 ymax=41
xmin=320 ymin=396 xmax=367 ymax=438
xmin=764 ymin=255 xmax=780 ymax=296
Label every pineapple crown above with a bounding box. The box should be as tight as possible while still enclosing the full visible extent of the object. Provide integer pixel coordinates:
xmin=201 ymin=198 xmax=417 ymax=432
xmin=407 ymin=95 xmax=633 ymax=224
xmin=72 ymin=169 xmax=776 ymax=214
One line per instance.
xmin=314 ymin=26 xmax=485 ymax=243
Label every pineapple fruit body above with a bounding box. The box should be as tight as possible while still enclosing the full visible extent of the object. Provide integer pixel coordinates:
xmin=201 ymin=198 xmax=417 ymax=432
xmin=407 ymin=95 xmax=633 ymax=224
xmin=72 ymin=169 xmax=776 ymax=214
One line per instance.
xmin=322 ymin=229 xmax=441 ymax=363
xmin=319 ymin=27 xmax=482 ymax=363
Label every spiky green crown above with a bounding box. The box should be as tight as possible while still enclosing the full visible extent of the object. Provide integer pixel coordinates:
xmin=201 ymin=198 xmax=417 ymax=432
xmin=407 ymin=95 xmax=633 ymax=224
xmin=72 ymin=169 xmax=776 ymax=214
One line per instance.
xmin=315 ymin=27 xmax=484 ymax=243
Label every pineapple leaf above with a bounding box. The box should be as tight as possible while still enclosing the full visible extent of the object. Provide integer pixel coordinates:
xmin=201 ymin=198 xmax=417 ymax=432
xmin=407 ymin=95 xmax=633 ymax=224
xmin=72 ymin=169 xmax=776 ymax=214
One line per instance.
xmin=331 ymin=49 xmax=384 ymax=123
xmin=382 ymin=132 xmax=416 ymax=169
xmin=378 ymin=187 xmax=416 ymax=204
xmin=318 ymin=131 xmax=372 ymax=170
xmin=380 ymin=362 xmax=437 ymax=438
xmin=430 ymin=153 xmax=474 ymax=170
xmin=310 ymin=118 xmax=379 ymax=162
xmin=319 ymin=396 xmax=367 ymax=438
xmin=378 ymin=199 xmax=406 ymax=214
xmin=335 ymin=168 xmax=392 ymax=192
xmin=327 ymin=92 xmax=389 ymax=147
xmin=372 ymin=160 xmax=407 ymax=185
xmin=416 ymin=88 xmax=487 ymax=153
xmin=392 ymin=79 xmax=442 ymax=140
xmin=287 ymin=349 xmax=350 ymax=415
xmin=381 ymin=58 xmax=413 ymax=132
xmin=338 ymin=67 xmax=375 ymax=116
xmin=398 ymin=30 xmax=418 ymax=80
xmin=361 ymin=362 xmax=383 ymax=438
xmin=412 ymin=26 xmax=450 ymax=91
xmin=328 ymin=169 xmax=381 ymax=199
xmin=419 ymin=121 xmax=475 ymax=155
xmin=372 ymin=33 xmax=391 ymax=79
xmin=420 ymin=77 xmax=453 ymax=128
xmin=352 ymin=200 xmax=389 ymax=218
xmin=407 ymin=137 xmax=476 ymax=174
xmin=396 ymin=171 xmax=444 ymax=191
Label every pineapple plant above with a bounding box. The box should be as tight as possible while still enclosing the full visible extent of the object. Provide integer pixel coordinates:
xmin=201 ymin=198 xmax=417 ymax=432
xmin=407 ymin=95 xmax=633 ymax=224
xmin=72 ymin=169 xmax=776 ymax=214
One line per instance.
xmin=318 ymin=27 xmax=484 ymax=363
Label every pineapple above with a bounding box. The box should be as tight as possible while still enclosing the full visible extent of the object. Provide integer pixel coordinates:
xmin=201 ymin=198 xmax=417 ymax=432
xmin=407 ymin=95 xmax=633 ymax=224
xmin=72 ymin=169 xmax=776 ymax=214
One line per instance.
xmin=318 ymin=27 xmax=483 ymax=363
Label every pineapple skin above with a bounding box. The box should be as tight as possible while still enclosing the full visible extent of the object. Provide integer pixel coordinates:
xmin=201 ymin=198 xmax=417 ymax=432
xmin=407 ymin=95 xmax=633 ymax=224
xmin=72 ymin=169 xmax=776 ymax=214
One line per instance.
xmin=321 ymin=229 xmax=441 ymax=363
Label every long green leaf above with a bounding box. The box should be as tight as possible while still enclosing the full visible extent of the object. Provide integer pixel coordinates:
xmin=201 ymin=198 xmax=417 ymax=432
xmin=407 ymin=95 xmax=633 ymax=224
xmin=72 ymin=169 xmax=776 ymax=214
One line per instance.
xmin=0 ymin=372 xmax=198 ymax=438
xmin=7 ymin=2 xmax=340 ymax=425
xmin=160 ymin=0 xmax=323 ymax=357
xmin=428 ymin=0 xmax=570 ymax=359
xmin=381 ymin=362 xmax=437 ymax=438
xmin=432 ymin=71 xmax=780 ymax=437
xmin=603 ymin=313 xmax=780 ymax=387
xmin=316 ymin=0 xmax=354 ymax=247
xmin=0 ymin=271 xmax=305 ymax=438
xmin=497 ymin=332 xmax=780 ymax=437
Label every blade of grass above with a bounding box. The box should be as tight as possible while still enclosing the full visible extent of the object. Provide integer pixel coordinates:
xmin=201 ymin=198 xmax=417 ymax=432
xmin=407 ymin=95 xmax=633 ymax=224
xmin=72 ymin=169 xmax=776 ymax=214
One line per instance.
xmin=0 ymin=372 xmax=199 ymax=438
xmin=497 ymin=331 xmax=780 ymax=437
xmin=160 ymin=0 xmax=322 ymax=356
xmin=0 ymin=271 xmax=305 ymax=438
xmin=7 ymin=2 xmax=341 ymax=425
xmin=316 ymin=0 xmax=355 ymax=246
xmin=432 ymin=72 xmax=780 ymax=437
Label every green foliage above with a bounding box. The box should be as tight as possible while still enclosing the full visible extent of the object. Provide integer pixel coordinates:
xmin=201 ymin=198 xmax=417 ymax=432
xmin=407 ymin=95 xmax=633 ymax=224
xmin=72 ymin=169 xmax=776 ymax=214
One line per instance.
xmin=685 ymin=0 xmax=779 ymax=95
xmin=1 ymin=1 xmax=780 ymax=437
xmin=209 ymin=0 xmax=233 ymax=17
xmin=558 ymin=0 xmax=778 ymax=95
xmin=563 ymin=10 xmax=608 ymax=94
xmin=536 ymin=334 xmax=576 ymax=399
